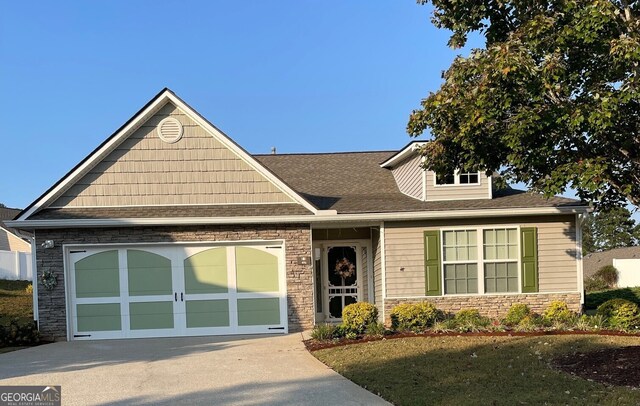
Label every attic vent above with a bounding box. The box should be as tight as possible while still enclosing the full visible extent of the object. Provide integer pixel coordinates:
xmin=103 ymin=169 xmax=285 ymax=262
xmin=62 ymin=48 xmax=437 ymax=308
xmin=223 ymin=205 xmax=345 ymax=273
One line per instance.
xmin=157 ymin=117 xmax=183 ymax=143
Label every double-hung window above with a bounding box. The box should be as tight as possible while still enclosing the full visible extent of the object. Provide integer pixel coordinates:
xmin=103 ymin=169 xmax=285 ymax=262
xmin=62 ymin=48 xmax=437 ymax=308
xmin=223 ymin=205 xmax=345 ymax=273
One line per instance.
xmin=441 ymin=227 xmax=519 ymax=295
xmin=483 ymin=228 xmax=519 ymax=293
xmin=442 ymin=230 xmax=478 ymax=294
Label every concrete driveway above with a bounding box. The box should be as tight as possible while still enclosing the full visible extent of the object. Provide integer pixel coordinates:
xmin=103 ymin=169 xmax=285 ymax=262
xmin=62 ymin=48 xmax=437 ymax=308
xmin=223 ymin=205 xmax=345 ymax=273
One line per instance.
xmin=0 ymin=334 xmax=389 ymax=405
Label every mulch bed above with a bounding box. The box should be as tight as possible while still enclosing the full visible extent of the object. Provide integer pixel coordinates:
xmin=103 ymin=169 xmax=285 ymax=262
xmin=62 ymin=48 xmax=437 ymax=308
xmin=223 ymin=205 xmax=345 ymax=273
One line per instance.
xmin=305 ymin=330 xmax=640 ymax=351
xmin=553 ymin=346 xmax=640 ymax=388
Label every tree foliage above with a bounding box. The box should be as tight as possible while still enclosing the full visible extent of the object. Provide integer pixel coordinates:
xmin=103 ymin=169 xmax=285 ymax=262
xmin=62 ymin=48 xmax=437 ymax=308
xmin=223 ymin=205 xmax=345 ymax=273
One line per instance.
xmin=582 ymin=206 xmax=640 ymax=254
xmin=409 ymin=0 xmax=640 ymax=208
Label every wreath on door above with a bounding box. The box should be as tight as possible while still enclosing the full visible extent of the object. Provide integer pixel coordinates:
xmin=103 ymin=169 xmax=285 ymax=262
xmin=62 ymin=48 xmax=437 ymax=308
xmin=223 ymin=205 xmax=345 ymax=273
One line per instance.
xmin=334 ymin=257 xmax=356 ymax=279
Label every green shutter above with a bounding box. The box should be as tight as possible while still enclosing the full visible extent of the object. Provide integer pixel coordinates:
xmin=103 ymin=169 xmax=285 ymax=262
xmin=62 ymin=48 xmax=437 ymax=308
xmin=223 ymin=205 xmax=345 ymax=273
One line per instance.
xmin=424 ymin=230 xmax=442 ymax=296
xmin=520 ymin=227 xmax=539 ymax=293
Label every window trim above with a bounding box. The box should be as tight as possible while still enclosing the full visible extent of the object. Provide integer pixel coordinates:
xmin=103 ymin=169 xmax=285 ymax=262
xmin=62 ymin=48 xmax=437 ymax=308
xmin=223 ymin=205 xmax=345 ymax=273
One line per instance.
xmin=433 ymin=170 xmax=482 ymax=187
xmin=439 ymin=225 xmax=521 ymax=296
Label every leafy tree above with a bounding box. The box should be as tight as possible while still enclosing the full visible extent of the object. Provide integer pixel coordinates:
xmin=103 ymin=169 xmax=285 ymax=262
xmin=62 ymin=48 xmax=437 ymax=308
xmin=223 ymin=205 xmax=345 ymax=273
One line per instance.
xmin=582 ymin=206 xmax=640 ymax=254
xmin=408 ymin=0 xmax=640 ymax=209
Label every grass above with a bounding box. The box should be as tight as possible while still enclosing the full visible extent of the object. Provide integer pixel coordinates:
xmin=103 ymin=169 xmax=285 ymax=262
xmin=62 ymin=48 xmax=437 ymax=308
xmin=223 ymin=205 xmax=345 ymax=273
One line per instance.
xmin=586 ymin=287 xmax=640 ymax=310
xmin=0 ymin=279 xmax=33 ymax=326
xmin=313 ymin=335 xmax=640 ymax=406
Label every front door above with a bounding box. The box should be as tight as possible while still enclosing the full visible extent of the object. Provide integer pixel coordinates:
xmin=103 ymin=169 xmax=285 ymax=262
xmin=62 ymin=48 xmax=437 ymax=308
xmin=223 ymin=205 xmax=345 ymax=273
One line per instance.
xmin=326 ymin=245 xmax=360 ymax=320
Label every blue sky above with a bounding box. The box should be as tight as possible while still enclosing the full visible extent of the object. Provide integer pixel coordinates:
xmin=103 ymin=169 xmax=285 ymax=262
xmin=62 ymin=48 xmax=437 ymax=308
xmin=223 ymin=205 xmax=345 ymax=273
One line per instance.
xmin=0 ymin=1 xmax=470 ymax=209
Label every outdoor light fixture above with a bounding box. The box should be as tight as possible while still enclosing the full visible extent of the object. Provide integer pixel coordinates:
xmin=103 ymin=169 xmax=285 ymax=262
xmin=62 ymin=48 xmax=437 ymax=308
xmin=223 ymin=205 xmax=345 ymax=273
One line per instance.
xmin=41 ymin=240 xmax=55 ymax=249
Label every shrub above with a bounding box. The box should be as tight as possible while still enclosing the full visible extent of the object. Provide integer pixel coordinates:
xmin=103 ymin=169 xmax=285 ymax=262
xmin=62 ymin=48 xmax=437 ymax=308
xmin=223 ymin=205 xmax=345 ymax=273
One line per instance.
xmin=502 ymin=304 xmax=531 ymax=326
xmin=25 ymin=284 xmax=33 ymax=294
xmin=341 ymin=302 xmax=378 ymax=335
xmin=513 ymin=314 xmax=544 ymax=332
xmin=594 ymin=265 xmax=619 ymax=288
xmin=584 ymin=276 xmax=610 ymax=293
xmin=0 ymin=318 xmax=40 ymax=347
xmin=542 ymin=301 xmax=575 ymax=323
xmin=597 ymin=298 xmax=640 ymax=330
xmin=453 ymin=309 xmax=491 ymax=332
xmin=431 ymin=319 xmax=457 ymax=333
xmin=332 ymin=324 xmax=347 ymax=339
xmin=364 ymin=322 xmax=386 ymax=338
xmin=390 ymin=302 xmax=440 ymax=332
xmin=310 ymin=323 xmax=336 ymax=341
xmin=585 ymin=287 xmax=640 ymax=309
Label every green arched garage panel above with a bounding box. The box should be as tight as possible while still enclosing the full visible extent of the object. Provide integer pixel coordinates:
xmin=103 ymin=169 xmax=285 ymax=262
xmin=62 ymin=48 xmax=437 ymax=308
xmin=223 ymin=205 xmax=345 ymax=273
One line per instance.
xmin=184 ymin=248 xmax=228 ymax=294
xmin=127 ymin=250 xmax=173 ymax=296
xmin=235 ymin=247 xmax=279 ymax=293
xmin=75 ymin=250 xmax=120 ymax=298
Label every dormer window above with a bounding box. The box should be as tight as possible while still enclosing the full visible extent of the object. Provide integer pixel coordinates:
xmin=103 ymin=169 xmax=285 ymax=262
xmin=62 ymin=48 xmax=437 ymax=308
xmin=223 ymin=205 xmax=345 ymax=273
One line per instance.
xmin=435 ymin=171 xmax=481 ymax=186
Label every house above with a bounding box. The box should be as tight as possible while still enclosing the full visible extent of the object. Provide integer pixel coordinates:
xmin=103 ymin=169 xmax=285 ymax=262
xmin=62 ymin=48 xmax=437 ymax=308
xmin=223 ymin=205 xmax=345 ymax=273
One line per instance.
xmin=584 ymin=246 xmax=640 ymax=288
xmin=7 ymin=89 xmax=588 ymax=341
xmin=0 ymin=207 xmax=31 ymax=253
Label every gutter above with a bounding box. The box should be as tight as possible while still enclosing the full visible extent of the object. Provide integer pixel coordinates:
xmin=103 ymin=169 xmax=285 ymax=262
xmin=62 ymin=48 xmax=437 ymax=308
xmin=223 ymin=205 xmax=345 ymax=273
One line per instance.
xmin=12 ymin=230 xmax=38 ymax=323
xmin=6 ymin=206 xmax=590 ymax=229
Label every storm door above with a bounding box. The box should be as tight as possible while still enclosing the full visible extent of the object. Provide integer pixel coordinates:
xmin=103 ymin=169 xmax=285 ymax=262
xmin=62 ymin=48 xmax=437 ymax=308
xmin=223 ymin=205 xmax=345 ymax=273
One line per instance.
xmin=326 ymin=245 xmax=360 ymax=320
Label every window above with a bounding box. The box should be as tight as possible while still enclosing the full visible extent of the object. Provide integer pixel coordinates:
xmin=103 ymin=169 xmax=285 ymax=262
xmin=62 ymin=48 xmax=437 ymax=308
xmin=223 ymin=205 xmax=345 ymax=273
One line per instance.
xmin=442 ymin=230 xmax=478 ymax=294
xmin=483 ymin=228 xmax=519 ymax=293
xmin=441 ymin=227 xmax=520 ymax=295
xmin=434 ymin=171 xmax=481 ymax=186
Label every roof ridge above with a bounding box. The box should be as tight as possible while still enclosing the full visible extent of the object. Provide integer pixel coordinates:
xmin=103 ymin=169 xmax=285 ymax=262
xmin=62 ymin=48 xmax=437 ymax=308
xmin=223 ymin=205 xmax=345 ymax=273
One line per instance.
xmin=254 ymin=150 xmax=397 ymax=157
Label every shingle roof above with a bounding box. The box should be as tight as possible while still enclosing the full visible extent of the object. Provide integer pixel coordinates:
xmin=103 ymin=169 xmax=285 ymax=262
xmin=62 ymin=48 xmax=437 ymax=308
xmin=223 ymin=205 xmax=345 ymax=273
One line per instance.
xmin=255 ymin=151 xmax=584 ymax=214
xmin=583 ymin=246 xmax=640 ymax=278
xmin=29 ymin=204 xmax=313 ymax=220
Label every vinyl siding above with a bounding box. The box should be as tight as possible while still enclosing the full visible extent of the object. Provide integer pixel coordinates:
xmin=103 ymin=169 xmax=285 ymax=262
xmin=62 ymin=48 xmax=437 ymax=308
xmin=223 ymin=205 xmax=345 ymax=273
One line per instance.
xmin=425 ymin=171 xmax=490 ymax=201
xmin=384 ymin=215 xmax=578 ymax=297
xmin=391 ymin=155 xmax=423 ymax=200
xmin=372 ymin=228 xmax=383 ymax=313
xmin=52 ymin=102 xmax=294 ymax=207
xmin=0 ymin=229 xmax=31 ymax=252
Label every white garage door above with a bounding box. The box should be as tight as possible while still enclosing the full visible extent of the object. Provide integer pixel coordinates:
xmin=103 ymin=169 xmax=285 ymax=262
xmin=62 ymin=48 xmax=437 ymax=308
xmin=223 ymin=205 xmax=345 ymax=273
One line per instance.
xmin=66 ymin=243 xmax=287 ymax=340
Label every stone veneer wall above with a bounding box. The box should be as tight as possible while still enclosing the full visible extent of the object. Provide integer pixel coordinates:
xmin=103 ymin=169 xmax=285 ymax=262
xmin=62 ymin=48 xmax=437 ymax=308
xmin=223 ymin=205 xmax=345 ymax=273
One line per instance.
xmin=383 ymin=293 xmax=582 ymax=325
xmin=34 ymin=224 xmax=312 ymax=340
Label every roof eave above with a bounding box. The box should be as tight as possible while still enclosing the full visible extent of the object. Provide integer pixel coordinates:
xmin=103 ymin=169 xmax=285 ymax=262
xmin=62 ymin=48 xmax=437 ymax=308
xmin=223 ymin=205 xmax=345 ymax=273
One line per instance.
xmin=6 ymin=205 xmax=590 ymax=229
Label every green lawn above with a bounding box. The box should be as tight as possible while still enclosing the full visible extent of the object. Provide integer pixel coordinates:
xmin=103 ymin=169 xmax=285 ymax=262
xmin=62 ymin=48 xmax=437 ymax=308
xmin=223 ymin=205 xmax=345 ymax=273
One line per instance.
xmin=0 ymin=279 xmax=33 ymax=326
xmin=585 ymin=287 xmax=640 ymax=310
xmin=313 ymin=335 xmax=640 ymax=406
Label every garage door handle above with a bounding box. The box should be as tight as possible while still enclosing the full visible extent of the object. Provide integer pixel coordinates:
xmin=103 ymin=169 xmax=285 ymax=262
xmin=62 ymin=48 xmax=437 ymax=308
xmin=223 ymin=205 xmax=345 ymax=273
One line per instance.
xmin=174 ymin=293 xmax=177 ymax=302
xmin=181 ymin=293 xmax=184 ymax=302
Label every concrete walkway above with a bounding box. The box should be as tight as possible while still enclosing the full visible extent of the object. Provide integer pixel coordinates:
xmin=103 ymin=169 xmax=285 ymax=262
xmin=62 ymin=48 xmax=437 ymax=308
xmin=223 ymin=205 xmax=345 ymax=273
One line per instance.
xmin=0 ymin=334 xmax=390 ymax=405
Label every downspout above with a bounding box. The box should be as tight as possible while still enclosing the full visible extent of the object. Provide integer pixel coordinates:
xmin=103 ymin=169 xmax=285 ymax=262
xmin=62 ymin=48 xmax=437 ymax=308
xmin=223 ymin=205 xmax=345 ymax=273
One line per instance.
xmin=14 ymin=230 xmax=38 ymax=324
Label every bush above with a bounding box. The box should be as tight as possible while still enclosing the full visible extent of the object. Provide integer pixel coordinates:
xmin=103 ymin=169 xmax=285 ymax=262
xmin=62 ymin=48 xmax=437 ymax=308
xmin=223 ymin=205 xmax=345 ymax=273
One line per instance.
xmin=453 ymin=309 xmax=490 ymax=332
xmin=390 ymin=302 xmax=441 ymax=332
xmin=310 ymin=323 xmax=336 ymax=341
xmin=594 ymin=265 xmax=619 ymax=288
xmin=597 ymin=298 xmax=640 ymax=330
xmin=584 ymin=276 xmax=610 ymax=293
xmin=513 ymin=314 xmax=544 ymax=332
xmin=25 ymin=284 xmax=33 ymax=294
xmin=0 ymin=318 xmax=40 ymax=347
xmin=585 ymin=287 xmax=640 ymax=310
xmin=542 ymin=301 xmax=575 ymax=323
xmin=341 ymin=302 xmax=378 ymax=335
xmin=364 ymin=322 xmax=386 ymax=338
xmin=502 ymin=304 xmax=531 ymax=326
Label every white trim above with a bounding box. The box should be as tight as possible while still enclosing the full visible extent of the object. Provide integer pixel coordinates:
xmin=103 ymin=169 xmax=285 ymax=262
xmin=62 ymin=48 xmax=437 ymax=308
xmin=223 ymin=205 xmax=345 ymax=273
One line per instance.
xmin=16 ymin=89 xmax=317 ymax=221
xmin=433 ymin=171 xmax=482 ymax=187
xmin=30 ymin=236 xmax=38 ymax=323
xmin=576 ymin=213 xmax=585 ymax=306
xmin=385 ymin=291 xmax=581 ymax=299
xmin=7 ymin=206 xmax=590 ymax=229
xmin=380 ymin=222 xmax=386 ymax=301
xmin=440 ymin=226 xmax=521 ymax=296
xmin=379 ymin=142 xmax=426 ymax=168
xmin=421 ymin=156 xmax=427 ymax=201
xmin=488 ymin=175 xmax=493 ymax=199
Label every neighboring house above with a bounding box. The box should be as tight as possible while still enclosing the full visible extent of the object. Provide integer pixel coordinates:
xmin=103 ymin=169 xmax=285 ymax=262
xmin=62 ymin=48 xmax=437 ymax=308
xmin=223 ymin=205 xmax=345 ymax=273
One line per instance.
xmin=584 ymin=246 xmax=640 ymax=288
xmin=7 ymin=89 xmax=589 ymax=341
xmin=0 ymin=207 xmax=31 ymax=253
xmin=583 ymin=246 xmax=640 ymax=278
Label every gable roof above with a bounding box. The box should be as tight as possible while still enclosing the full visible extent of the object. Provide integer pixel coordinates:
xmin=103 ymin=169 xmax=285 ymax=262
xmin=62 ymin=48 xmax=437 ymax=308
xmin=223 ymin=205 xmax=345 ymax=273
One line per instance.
xmin=379 ymin=141 xmax=426 ymax=168
xmin=256 ymin=152 xmax=585 ymax=214
xmin=15 ymin=88 xmax=318 ymax=221
xmin=583 ymin=246 xmax=640 ymax=278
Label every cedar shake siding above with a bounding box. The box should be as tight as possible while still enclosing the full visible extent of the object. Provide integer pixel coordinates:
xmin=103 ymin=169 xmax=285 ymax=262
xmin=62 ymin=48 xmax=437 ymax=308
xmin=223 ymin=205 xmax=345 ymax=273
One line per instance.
xmin=34 ymin=224 xmax=313 ymax=340
xmin=383 ymin=215 xmax=579 ymax=298
xmin=391 ymin=155 xmax=423 ymax=200
xmin=51 ymin=102 xmax=294 ymax=208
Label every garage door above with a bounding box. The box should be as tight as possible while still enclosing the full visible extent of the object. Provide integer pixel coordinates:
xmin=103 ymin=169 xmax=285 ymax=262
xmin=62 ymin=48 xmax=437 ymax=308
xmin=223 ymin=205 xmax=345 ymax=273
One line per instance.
xmin=67 ymin=243 xmax=287 ymax=340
